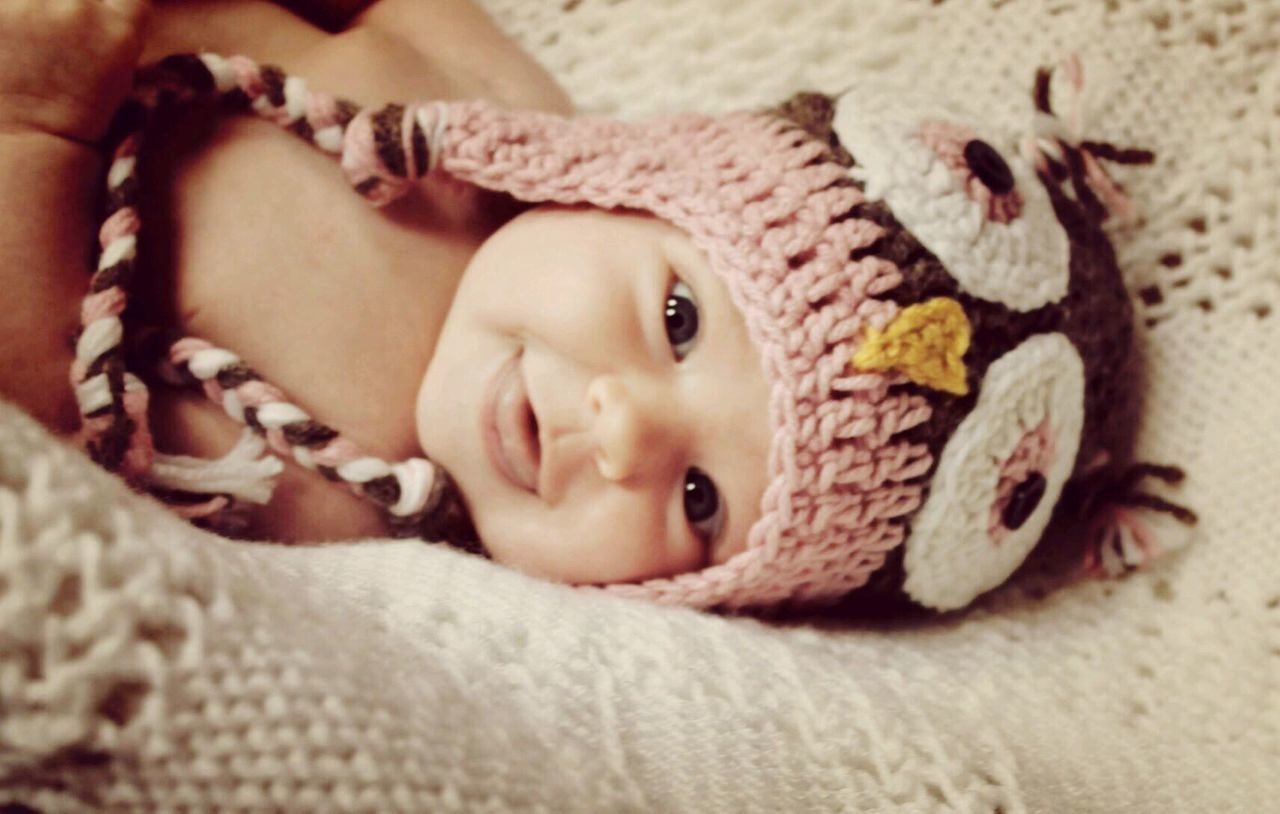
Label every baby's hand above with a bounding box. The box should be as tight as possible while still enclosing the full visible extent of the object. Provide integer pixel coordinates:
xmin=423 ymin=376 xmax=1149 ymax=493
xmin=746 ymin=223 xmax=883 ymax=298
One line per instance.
xmin=0 ymin=0 xmax=148 ymax=144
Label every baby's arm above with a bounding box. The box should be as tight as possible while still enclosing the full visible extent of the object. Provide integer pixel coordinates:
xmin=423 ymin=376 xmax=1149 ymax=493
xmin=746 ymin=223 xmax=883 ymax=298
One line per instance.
xmin=0 ymin=1 xmax=148 ymax=431
xmin=350 ymin=0 xmax=572 ymax=113
xmin=269 ymin=0 xmax=571 ymax=113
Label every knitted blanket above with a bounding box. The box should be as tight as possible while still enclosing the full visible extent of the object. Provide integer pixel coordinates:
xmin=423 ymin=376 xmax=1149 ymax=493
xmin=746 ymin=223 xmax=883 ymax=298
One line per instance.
xmin=2 ymin=0 xmax=1277 ymax=810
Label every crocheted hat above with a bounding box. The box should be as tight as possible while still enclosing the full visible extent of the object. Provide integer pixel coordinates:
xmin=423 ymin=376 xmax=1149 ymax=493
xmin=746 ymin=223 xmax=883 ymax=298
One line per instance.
xmin=81 ymin=54 xmax=1194 ymax=612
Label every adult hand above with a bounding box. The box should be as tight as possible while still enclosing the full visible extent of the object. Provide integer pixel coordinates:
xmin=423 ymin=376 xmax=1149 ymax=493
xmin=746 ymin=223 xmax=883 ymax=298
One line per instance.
xmin=0 ymin=0 xmax=149 ymax=144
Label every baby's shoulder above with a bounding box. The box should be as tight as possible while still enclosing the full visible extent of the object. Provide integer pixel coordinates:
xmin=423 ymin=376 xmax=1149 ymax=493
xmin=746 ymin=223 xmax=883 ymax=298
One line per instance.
xmin=143 ymin=2 xmax=326 ymax=69
xmin=144 ymin=0 xmax=570 ymax=115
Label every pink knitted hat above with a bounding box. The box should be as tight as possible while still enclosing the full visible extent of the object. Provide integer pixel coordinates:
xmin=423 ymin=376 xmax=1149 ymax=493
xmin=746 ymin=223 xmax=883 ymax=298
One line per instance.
xmin=80 ymin=54 xmax=1195 ymax=613
xmin=383 ymin=100 xmax=931 ymax=610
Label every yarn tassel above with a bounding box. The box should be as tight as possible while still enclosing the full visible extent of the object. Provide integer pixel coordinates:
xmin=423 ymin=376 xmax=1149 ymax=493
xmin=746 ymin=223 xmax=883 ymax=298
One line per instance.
xmin=1021 ymin=56 xmax=1155 ymax=225
xmin=1080 ymin=463 xmax=1197 ymax=578
xmin=148 ymin=429 xmax=284 ymax=505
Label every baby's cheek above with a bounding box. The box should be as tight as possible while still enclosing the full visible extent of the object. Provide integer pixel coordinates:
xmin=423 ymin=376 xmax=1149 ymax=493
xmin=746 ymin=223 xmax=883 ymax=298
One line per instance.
xmin=477 ymin=495 xmax=692 ymax=586
xmin=713 ymin=522 xmax=755 ymax=566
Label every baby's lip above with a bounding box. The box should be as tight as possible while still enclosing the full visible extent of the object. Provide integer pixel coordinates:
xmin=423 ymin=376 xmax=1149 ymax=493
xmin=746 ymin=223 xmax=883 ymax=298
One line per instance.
xmin=481 ymin=351 xmax=541 ymax=496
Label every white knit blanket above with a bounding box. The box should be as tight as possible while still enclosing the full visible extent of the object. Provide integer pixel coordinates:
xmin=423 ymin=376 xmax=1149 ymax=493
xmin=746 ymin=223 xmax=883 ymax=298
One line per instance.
xmin=3 ymin=0 xmax=1277 ymax=810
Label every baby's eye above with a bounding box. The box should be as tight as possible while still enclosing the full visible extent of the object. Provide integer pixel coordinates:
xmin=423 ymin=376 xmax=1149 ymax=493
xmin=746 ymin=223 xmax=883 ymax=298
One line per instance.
xmin=664 ymin=279 xmax=700 ymax=360
xmin=683 ymin=467 xmax=724 ymax=543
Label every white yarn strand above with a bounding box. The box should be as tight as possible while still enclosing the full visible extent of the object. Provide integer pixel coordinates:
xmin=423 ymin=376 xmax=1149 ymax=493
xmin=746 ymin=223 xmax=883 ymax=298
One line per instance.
xmin=148 ymin=430 xmax=284 ymax=504
xmin=221 ymin=389 xmax=246 ymax=424
xmin=98 ymin=234 xmax=137 ymax=271
xmin=197 ymin=52 xmax=237 ymax=93
xmin=74 ymin=374 xmax=112 ymax=415
xmin=389 ymin=458 xmax=436 ymax=517
xmin=253 ymin=402 xmax=311 ymax=428
xmin=415 ymin=102 xmax=451 ymax=172
xmin=187 ymin=348 xmax=241 ymax=381
xmin=76 ymin=316 xmax=123 ymax=364
xmin=336 ymin=456 xmax=393 ymax=484
xmin=314 ymin=125 xmax=344 ymax=153
xmin=107 ymin=156 xmax=137 ymax=190
xmin=283 ymin=76 xmax=308 ymax=123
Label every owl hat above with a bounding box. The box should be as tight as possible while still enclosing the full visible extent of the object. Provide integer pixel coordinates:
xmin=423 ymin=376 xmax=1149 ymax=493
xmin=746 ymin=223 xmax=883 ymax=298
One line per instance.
xmin=78 ymin=54 xmax=1195 ymax=612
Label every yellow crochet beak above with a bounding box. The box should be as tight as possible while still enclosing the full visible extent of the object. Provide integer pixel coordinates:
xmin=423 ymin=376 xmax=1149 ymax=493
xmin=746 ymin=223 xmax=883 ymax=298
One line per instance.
xmin=851 ymin=297 xmax=971 ymax=396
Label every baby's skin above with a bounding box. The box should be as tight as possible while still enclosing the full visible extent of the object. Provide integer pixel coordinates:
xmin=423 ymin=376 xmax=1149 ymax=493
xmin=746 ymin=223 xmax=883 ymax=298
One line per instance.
xmin=0 ymin=0 xmax=768 ymax=584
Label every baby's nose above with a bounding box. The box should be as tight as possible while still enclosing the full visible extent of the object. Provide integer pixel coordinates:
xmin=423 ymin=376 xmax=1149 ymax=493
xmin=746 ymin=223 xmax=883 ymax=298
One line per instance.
xmin=585 ymin=375 xmax=678 ymax=482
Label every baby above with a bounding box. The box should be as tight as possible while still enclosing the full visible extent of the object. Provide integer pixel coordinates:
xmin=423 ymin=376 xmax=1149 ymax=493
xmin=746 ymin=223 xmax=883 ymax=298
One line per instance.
xmin=2 ymin=0 xmax=771 ymax=588
xmin=0 ymin=0 xmax=1191 ymax=612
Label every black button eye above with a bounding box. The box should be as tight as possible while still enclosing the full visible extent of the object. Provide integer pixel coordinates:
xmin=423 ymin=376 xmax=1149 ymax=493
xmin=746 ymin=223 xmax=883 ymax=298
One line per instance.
xmin=1002 ymin=471 xmax=1047 ymax=530
xmin=963 ymin=139 xmax=1015 ymax=195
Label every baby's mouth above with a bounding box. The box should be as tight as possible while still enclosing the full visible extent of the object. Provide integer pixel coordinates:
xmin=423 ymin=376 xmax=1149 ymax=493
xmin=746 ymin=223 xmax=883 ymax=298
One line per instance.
xmin=483 ymin=352 xmax=542 ymax=495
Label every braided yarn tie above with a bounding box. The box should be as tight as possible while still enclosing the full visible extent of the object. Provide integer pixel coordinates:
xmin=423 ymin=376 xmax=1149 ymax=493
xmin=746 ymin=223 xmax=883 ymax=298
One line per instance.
xmin=74 ymin=53 xmax=473 ymax=542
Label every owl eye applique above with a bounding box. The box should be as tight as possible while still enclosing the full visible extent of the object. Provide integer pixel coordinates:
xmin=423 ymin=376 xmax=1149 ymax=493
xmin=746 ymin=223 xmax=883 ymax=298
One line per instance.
xmin=921 ymin=122 xmax=1024 ymax=225
xmin=899 ymin=333 xmax=1085 ymax=611
xmin=963 ymin=139 xmax=1016 ymax=196
xmin=832 ymin=85 xmax=1071 ymax=312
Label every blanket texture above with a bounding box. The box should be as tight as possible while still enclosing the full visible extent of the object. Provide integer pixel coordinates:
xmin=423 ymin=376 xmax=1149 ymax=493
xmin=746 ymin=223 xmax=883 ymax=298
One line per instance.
xmin=2 ymin=0 xmax=1277 ymax=811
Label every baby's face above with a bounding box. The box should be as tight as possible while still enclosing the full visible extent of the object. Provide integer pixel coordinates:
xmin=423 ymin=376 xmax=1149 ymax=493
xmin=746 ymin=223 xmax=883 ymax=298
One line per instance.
xmin=417 ymin=206 xmax=771 ymax=584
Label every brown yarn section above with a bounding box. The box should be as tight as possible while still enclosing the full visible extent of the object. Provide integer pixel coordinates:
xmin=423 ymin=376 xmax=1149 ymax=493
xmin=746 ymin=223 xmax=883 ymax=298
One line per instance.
xmin=104 ymin=176 xmax=139 ymax=219
xmin=149 ymin=485 xmax=225 ymax=505
xmin=281 ymin=421 xmax=339 ymax=448
xmin=289 ymin=117 xmax=315 ymax=143
xmin=102 ymin=99 xmax=149 ymax=156
xmin=88 ymin=356 xmax=133 ymax=471
xmin=1080 ymin=141 xmax=1156 ymax=166
xmin=316 ymin=465 xmax=341 ymax=482
xmin=387 ymin=467 xmax=482 ymax=554
xmin=242 ymin=406 xmax=263 ymax=432
xmin=334 ymin=99 xmax=360 ymax=128
xmin=1034 ymin=68 xmax=1054 ymax=114
xmin=90 ymin=260 xmax=134 ymax=294
xmin=214 ymin=363 xmax=258 ymax=390
xmin=1041 ymin=180 xmax=1139 ymax=469
xmin=220 ymin=89 xmax=252 ymax=115
xmin=1042 ymin=153 xmax=1070 ymax=184
xmin=410 ymin=120 xmax=428 ymax=177
xmin=372 ymin=104 xmax=408 ymax=178
xmin=361 ymin=474 xmax=401 ymax=507
xmin=766 ymin=93 xmax=855 ymax=168
xmin=1063 ymin=145 xmax=1107 ymax=222
xmin=85 ymin=346 xmax=126 ymax=381
xmin=156 ymin=54 xmax=216 ymax=95
xmin=259 ymin=65 xmax=287 ymax=108
xmin=90 ymin=415 xmax=135 ymax=472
